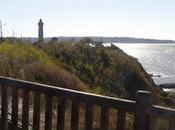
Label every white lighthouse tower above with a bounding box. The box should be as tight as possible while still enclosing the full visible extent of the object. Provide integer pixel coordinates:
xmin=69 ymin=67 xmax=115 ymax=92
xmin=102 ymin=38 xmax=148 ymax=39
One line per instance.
xmin=38 ymin=19 xmax=44 ymax=43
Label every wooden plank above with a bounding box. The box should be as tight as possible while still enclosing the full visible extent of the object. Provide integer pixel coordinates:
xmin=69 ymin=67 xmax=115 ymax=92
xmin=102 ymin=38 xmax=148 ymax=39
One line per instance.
xmin=1 ymin=76 xmax=175 ymax=130
xmin=57 ymin=97 xmax=66 ymax=130
xmin=11 ymin=88 xmax=19 ymax=130
xmin=169 ymin=119 xmax=175 ymax=130
xmin=117 ymin=109 xmax=126 ymax=130
xmin=0 ymin=85 xmax=8 ymax=130
xmin=0 ymin=76 xmax=136 ymax=112
xmin=152 ymin=105 xmax=175 ymax=120
xmin=71 ymin=97 xmax=79 ymax=130
xmin=33 ymin=92 xmax=41 ymax=130
xmin=85 ymin=103 xmax=93 ymax=130
xmin=100 ymin=105 xmax=109 ymax=130
xmin=134 ymin=91 xmax=153 ymax=130
xmin=22 ymin=89 xmax=29 ymax=130
xmin=45 ymin=95 xmax=53 ymax=130
xmin=148 ymin=116 xmax=156 ymax=130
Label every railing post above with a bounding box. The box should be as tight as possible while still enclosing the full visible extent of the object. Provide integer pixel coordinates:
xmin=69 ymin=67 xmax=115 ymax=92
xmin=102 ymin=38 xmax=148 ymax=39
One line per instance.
xmin=0 ymin=84 xmax=8 ymax=130
xmin=134 ymin=91 xmax=153 ymax=130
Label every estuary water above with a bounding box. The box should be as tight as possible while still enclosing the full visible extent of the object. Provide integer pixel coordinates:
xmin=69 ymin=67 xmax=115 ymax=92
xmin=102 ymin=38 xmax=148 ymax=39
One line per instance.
xmin=112 ymin=43 xmax=175 ymax=85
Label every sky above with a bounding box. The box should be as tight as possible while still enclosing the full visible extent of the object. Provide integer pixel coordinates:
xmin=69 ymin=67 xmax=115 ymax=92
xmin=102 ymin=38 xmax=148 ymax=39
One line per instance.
xmin=0 ymin=0 xmax=175 ymax=40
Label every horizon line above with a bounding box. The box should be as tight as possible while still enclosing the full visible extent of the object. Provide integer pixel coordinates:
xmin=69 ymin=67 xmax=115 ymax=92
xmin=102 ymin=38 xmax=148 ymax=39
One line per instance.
xmin=4 ymin=36 xmax=175 ymax=41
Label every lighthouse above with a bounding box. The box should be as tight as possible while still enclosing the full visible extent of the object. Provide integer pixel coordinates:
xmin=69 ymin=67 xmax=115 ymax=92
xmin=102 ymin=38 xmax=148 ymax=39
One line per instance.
xmin=38 ymin=19 xmax=44 ymax=43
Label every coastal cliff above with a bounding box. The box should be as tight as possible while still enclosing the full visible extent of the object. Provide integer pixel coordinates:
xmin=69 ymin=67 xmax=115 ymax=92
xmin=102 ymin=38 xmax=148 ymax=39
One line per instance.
xmin=37 ymin=39 xmax=173 ymax=106
xmin=0 ymin=38 xmax=173 ymax=106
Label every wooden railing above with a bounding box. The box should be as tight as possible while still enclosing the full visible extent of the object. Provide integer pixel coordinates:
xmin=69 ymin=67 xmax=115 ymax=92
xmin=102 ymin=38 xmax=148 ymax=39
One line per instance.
xmin=0 ymin=76 xmax=174 ymax=130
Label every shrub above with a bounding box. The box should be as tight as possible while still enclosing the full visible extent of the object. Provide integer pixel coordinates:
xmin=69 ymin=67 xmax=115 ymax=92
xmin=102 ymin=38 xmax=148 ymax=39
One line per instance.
xmin=0 ymin=41 xmax=89 ymax=92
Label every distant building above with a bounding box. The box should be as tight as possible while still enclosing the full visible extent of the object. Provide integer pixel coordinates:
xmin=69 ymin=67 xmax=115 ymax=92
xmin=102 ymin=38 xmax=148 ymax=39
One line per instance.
xmin=38 ymin=19 xmax=44 ymax=43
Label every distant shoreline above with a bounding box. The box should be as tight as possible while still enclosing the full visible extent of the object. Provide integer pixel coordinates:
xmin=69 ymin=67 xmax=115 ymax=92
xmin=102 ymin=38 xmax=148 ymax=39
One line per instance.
xmin=14 ymin=36 xmax=175 ymax=43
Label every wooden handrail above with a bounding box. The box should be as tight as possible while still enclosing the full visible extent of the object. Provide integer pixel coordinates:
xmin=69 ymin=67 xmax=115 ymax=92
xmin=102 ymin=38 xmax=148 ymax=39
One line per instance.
xmin=0 ymin=76 xmax=174 ymax=130
xmin=0 ymin=76 xmax=136 ymax=111
xmin=152 ymin=105 xmax=175 ymax=120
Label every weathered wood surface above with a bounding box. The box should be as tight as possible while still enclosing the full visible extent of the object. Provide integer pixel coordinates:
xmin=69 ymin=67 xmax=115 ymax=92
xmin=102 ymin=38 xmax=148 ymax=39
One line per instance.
xmin=117 ymin=109 xmax=126 ymax=130
xmin=11 ymin=88 xmax=19 ymax=130
xmin=0 ymin=76 xmax=135 ymax=111
xmin=33 ymin=92 xmax=41 ymax=130
xmin=57 ymin=97 xmax=66 ymax=130
xmin=168 ymin=119 xmax=175 ymax=130
xmin=85 ymin=103 xmax=93 ymax=130
xmin=1 ymin=84 xmax=8 ymax=130
xmin=0 ymin=76 xmax=174 ymax=130
xmin=100 ymin=105 xmax=109 ymax=130
xmin=45 ymin=95 xmax=53 ymax=130
xmin=100 ymin=104 xmax=109 ymax=130
xmin=134 ymin=91 xmax=153 ymax=130
xmin=159 ymin=83 xmax=175 ymax=88
xmin=22 ymin=90 xmax=29 ymax=130
xmin=71 ymin=97 xmax=79 ymax=130
xmin=152 ymin=105 xmax=175 ymax=120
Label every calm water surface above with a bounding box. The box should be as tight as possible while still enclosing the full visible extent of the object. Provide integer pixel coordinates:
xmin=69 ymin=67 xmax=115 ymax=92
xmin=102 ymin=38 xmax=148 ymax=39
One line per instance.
xmin=113 ymin=43 xmax=175 ymax=85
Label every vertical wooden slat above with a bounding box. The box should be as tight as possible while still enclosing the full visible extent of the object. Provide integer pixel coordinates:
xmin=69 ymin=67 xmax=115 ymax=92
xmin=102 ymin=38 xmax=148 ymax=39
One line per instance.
xmin=57 ymin=97 xmax=66 ymax=130
xmin=85 ymin=103 xmax=93 ymax=130
xmin=45 ymin=95 xmax=53 ymax=130
xmin=148 ymin=116 xmax=156 ymax=130
xmin=169 ymin=119 xmax=175 ymax=130
xmin=100 ymin=105 xmax=109 ymax=130
xmin=71 ymin=97 xmax=79 ymax=130
xmin=33 ymin=92 xmax=41 ymax=130
xmin=117 ymin=109 xmax=126 ymax=130
xmin=134 ymin=91 xmax=153 ymax=130
xmin=11 ymin=88 xmax=19 ymax=130
xmin=22 ymin=89 xmax=29 ymax=130
xmin=1 ymin=85 xmax=8 ymax=130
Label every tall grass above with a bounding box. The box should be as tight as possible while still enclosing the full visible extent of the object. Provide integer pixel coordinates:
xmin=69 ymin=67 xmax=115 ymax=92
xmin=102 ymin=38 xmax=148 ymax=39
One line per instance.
xmin=0 ymin=41 xmax=88 ymax=92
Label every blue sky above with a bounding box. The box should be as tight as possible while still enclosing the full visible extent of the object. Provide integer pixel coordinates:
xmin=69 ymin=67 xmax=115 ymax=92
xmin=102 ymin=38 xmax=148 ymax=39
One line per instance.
xmin=0 ymin=0 xmax=175 ymax=40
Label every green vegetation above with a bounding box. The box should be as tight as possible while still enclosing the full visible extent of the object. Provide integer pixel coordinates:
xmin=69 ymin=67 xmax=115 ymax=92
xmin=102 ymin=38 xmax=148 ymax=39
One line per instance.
xmin=0 ymin=38 xmax=173 ymax=105
xmin=36 ymin=40 xmax=166 ymax=103
xmin=0 ymin=38 xmax=173 ymax=130
xmin=0 ymin=39 xmax=87 ymax=91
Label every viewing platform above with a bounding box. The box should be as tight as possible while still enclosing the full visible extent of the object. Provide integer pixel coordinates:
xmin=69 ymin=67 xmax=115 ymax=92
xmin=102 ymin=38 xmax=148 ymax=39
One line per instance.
xmin=0 ymin=76 xmax=174 ymax=130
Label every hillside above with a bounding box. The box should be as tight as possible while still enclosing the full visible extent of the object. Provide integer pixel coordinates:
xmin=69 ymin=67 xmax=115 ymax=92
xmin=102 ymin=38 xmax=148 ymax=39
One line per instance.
xmin=0 ymin=39 xmax=88 ymax=92
xmin=0 ymin=38 xmax=173 ymax=106
xmin=36 ymin=39 xmax=173 ymax=105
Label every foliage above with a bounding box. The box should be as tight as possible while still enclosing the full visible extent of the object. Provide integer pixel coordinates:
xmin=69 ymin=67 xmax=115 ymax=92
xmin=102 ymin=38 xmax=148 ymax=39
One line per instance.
xmin=0 ymin=38 xmax=173 ymax=130
xmin=0 ymin=38 xmax=170 ymax=103
xmin=0 ymin=40 xmax=88 ymax=91
xmin=36 ymin=40 xmax=161 ymax=100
